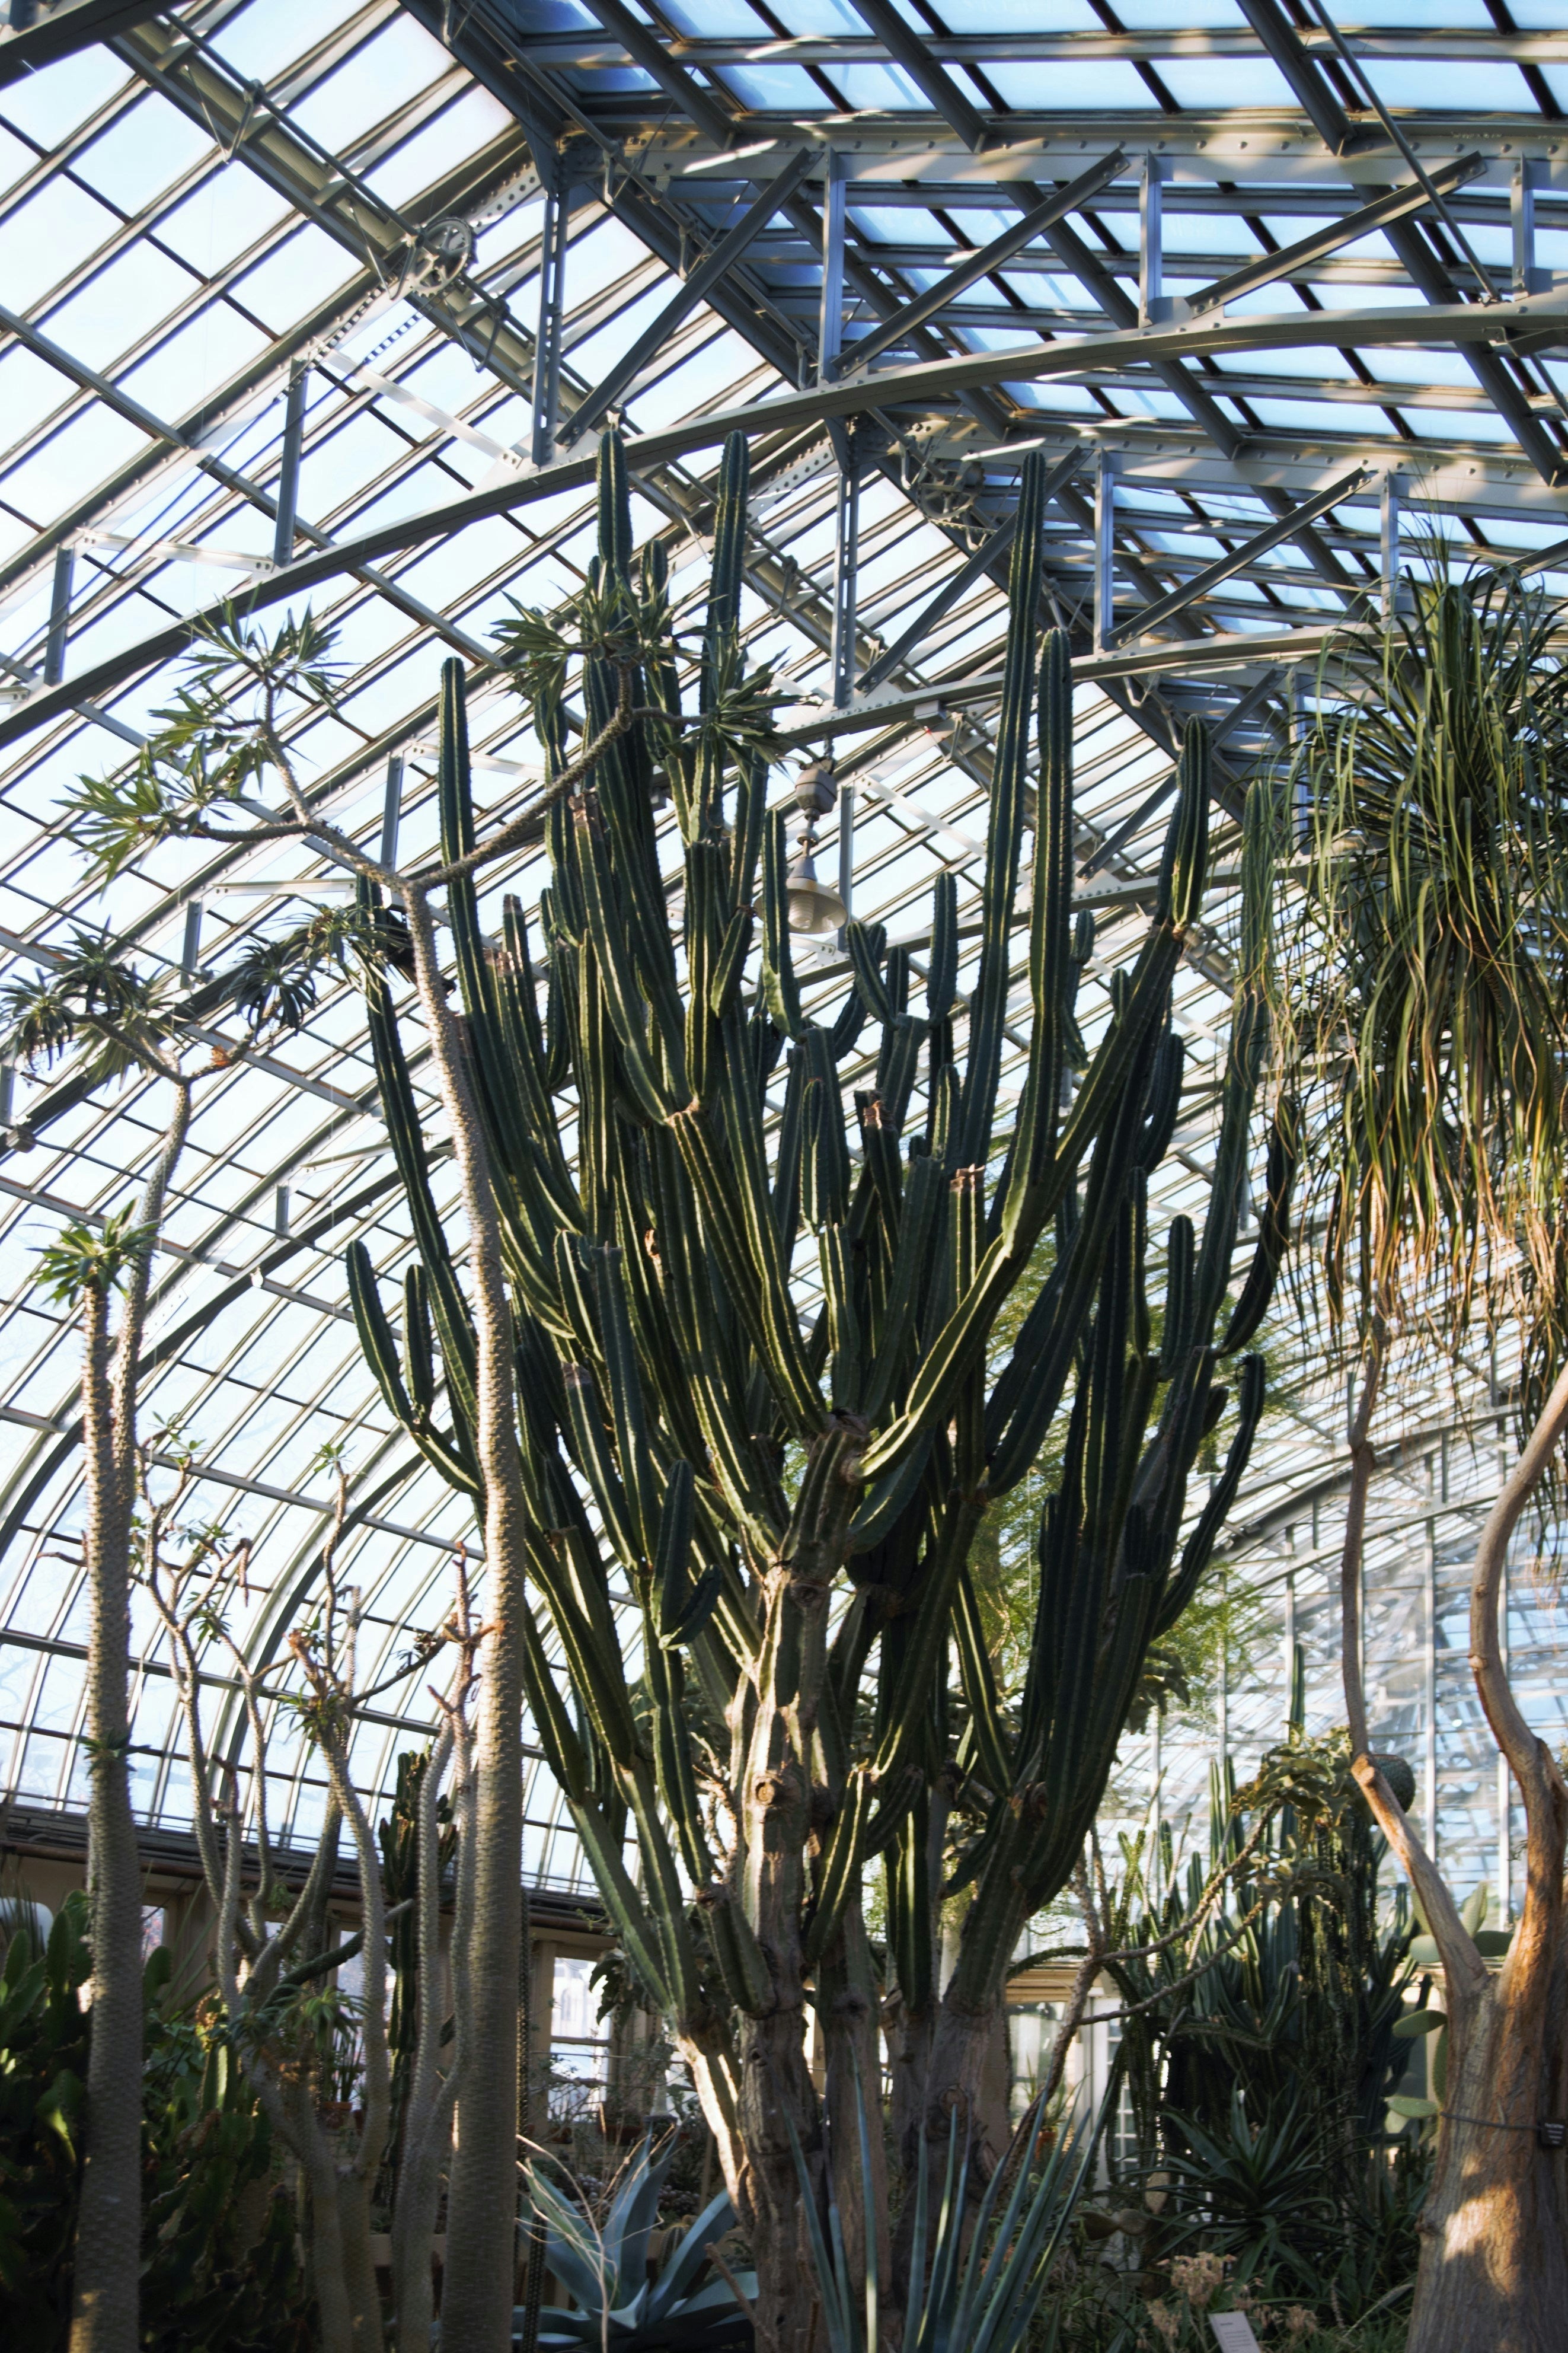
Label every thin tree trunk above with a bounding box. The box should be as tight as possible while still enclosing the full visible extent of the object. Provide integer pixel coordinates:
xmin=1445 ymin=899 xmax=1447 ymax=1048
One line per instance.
xmin=1342 ymin=1341 xmax=1568 ymax=2352
xmin=68 ymin=1285 xmax=142 ymax=2353
xmin=403 ymin=880 xmax=529 ymax=2353
xmin=71 ymin=1080 xmax=190 ymax=2353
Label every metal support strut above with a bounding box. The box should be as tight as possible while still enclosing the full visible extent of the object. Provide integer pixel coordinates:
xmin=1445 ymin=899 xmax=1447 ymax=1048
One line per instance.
xmin=1093 ymin=449 xmax=1117 ymax=652
xmin=44 ymin=543 xmax=74 ymax=687
xmin=532 ymin=180 xmax=569 ymax=468
xmin=273 ymin=369 xmax=306 ymax=568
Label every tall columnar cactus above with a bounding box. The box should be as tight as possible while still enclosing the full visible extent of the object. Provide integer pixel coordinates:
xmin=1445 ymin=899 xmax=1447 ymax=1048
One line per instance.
xmin=347 ymin=431 xmax=1275 ymax=2348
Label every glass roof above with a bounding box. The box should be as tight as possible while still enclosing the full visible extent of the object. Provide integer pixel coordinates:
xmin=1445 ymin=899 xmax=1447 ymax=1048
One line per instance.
xmin=2 ymin=0 xmax=1566 ymax=1906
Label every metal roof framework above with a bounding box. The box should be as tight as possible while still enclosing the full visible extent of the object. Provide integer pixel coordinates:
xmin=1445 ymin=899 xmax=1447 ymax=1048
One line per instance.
xmin=1 ymin=0 xmax=1566 ymax=1904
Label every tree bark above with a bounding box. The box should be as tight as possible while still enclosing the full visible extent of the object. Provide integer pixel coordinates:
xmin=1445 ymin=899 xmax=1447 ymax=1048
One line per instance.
xmin=403 ymin=882 xmax=529 ymax=2353
xmin=71 ymin=1080 xmax=190 ymax=2353
xmin=1342 ymin=1343 xmax=1568 ymax=2352
xmin=68 ymin=1284 xmax=142 ymax=2353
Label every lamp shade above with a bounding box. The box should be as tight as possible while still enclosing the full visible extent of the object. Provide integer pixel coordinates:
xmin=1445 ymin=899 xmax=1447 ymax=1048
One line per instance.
xmin=785 ymin=847 xmax=847 ymax=935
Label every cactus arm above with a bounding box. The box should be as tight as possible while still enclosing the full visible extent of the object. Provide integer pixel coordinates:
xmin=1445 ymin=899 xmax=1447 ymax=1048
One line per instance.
xmin=871 ymin=1497 xmax=986 ymax=1784
xmin=358 ymin=892 xmax=480 ymax=1391
xmin=710 ymin=903 xmax=754 ymax=1024
xmin=590 ymin=1244 xmax=659 ymax=1558
xmin=953 ymin=1562 xmax=1011 ymax=1796
xmin=845 ymin=919 xmax=892 ymax=1026
xmin=802 ymin=1766 xmax=874 ymax=1970
xmin=998 ymin=632 xmax=1074 ymax=1225
xmin=569 ymin=1799 xmax=673 ymax=2014
xmin=1221 ymin=1101 xmax=1296 ymax=1354
xmin=347 ymin=1239 xmax=415 ymax=1425
xmin=818 ymin=1223 xmax=863 ymax=1411
xmin=561 ymin=1362 xmax=644 ymax=1569
xmin=575 ymin=809 xmax=686 ymax=1116
xmin=1155 ymin=1353 xmax=1265 ymax=1634
xmin=761 ymin=809 xmax=808 ymax=1040
xmin=953 ymin=448 xmax=1049 ymax=1169
xmin=927 ymin=873 xmax=958 ymax=1019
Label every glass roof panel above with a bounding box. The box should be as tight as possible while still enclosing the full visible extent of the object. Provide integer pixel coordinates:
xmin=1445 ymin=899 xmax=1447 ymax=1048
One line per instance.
xmin=1 ymin=0 xmax=1564 ymax=1899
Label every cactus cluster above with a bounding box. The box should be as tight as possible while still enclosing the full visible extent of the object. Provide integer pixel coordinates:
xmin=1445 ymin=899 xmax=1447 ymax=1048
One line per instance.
xmin=344 ymin=428 xmax=1286 ymax=2335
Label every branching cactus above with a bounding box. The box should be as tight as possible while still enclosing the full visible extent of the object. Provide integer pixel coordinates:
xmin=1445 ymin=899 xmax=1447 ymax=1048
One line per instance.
xmin=345 ymin=431 xmax=1276 ymax=2346
xmin=885 ymin=769 xmax=1294 ymax=2269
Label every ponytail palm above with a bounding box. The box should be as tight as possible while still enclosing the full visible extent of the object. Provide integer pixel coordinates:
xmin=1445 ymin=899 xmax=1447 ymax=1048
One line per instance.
xmin=1280 ymin=563 xmax=1568 ymax=1362
xmin=1278 ymin=565 xmax=1568 ymax=2353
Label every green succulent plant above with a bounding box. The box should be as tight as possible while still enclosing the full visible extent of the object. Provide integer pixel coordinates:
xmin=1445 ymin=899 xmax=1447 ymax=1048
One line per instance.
xmin=519 ymin=2131 xmax=750 ymax=2353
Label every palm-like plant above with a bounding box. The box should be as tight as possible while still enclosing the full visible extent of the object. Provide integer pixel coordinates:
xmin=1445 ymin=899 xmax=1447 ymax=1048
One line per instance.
xmin=1276 ymin=564 xmax=1568 ymax=2353
xmin=1278 ymin=561 xmax=1568 ymax=1367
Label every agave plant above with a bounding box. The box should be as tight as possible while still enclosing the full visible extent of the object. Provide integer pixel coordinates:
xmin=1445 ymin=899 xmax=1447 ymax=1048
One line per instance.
xmin=786 ymin=2077 xmax=1096 ymax=2353
xmin=519 ymin=2131 xmax=750 ymax=2353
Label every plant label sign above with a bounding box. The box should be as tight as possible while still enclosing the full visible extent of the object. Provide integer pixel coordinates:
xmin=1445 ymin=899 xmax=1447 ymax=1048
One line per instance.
xmin=1209 ymin=2319 xmax=1262 ymax=2353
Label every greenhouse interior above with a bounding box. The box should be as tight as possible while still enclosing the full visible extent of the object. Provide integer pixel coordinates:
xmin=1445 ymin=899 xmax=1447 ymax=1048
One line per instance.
xmin=2 ymin=0 xmax=1568 ymax=2348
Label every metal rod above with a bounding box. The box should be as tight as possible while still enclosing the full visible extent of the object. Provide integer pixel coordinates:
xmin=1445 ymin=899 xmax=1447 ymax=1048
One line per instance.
xmin=1300 ymin=0 xmax=1499 ymax=301
xmin=839 ymin=151 xmax=1126 ymax=377
xmin=532 ymin=181 xmax=569 ymax=468
xmin=1512 ymin=158 xmax=1544 ymax=296
xmin=180 ymin=901 xmax=203 ymax=983
xmin=1139 ymin=152 xmax=1164 ymax=327
xmin=1093 ymin=448 xmax=1117 ymax=652
xmin=818 ymin=151 xmax=848 ymax=382
xmin=1189 ymin=151 xmax=1486 ymax=317
xmin=838 ymin=782 xmax=854 ymax=932
xmin=1109 ymin=465 xmax=1364 ymax=646
xmin=1381 ymin=470 xmax=1403 ymax=616
xmin=829 ymin=464 xmax=860 ymax=707
xmin=44 ymin=543 xmax=74 ymax=687
xmin=272 ymin=369 xmax=306 ymax=567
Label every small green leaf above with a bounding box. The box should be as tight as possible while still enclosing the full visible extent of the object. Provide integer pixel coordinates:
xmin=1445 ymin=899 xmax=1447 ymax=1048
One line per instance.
xmin=1387 ymin=2094 xmax=1439 ymax=2119
xmin=1393 ymin=2010 xmax=1446 ymax=2039
xmin=1460 ymin=1882 xmax=1489 ymax=1935
xmin=1409 ymin=1934 xmax=1441 ymax=1965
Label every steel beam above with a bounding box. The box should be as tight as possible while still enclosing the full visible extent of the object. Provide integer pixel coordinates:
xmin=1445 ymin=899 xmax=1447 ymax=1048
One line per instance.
xmin=858 ymin=443 xmax=1087 ymax=691
xmin=5 ymin=285 xmax=1561 ymax=752
xmin=1187 ymin=152 xmax=1487 ymax=315
xmin=833 ymin=150 xmax=1126 ymax=378
xmin=1109 ymin=465 xmax=1365 ymax=646
xmin=563 ymin=148 xmax=815 ymax=444
xmin=770 ymin=624 xmax=1366 ymax=751
xmin=847 ymin=0 xmax=986 ymax=151
xmin=1232 ymin=0 xmax=1361 ymax=155
xmin=574 ymin=0 xmax=736 ymax=149
xmin=0 ymin=0 xmax=163 ymax=82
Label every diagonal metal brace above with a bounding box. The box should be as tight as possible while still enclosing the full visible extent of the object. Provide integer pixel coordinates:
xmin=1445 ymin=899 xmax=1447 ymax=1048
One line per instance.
xmin=1108 ymin=465 xmax=1366 ymax=647
xmin=860 ymin=445 xmax=1087 ymax=692
xmin=1187 ymin=152 xmax=1487 ymax=317
xmin=832 ymin=150 xmax=1128 ymax=380
xmin=561 ymin=148 xmax=817 ymax=445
